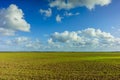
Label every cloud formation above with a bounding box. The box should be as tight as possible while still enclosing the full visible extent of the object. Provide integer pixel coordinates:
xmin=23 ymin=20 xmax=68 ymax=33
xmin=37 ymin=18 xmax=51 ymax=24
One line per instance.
xmin=25 ymin=39 xmax=41 ymax=49
xmin=2 ymin=28 xmax=120 ymax=51
xmin=4 ymin=36 xmax=42 ymax=50
xmin=40 ymin=8 xmax=52 ymax=17
xmin=0 ymin=4 xmax=30 ymax=36
xmin=49 ymin=0 xmax=111 ymax=10
xmin=64 ymin=12 xmax=80 ymax=17
xmin=56 ymin=14 xmax=63 ymax=22
xmin=14 ymin=37 xmax=29 ymax=44
xmin=13 ymin=37 xmax=42 ymax=49
xmin=48 ymin=28 xmax=120 ymax=50
xmin=0 ymin=28 xmax=15 ymax=36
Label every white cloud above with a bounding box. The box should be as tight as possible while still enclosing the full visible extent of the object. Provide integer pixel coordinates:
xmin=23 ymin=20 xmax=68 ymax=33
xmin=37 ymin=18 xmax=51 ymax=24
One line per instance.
xmin=5 ymin=40 xmax=12 ymax=45
xmin=50 ymin=0 xmax=72 ymax=10
xmin=25 ymin=39 xmax=41 ymax=49
xmin=64 ymin=12 xmax=80 ymax=16
xmin=48 ymin=38 xmax=54 ymax=44
xmin=3 ymin=36 xmax=42 ymax=50
xmin=40 ymin=8 xmax=52 ymax=17
xmin=47 ymin=38 xmax=62 ymax=49
xmin=0 ymin=28 xmax=15 ymax=36
xmin=50 ymin=31 xmax=79 ymax=43
xmin=56 ymin=14 xmax=63 ymax=22
xmin=2 ymin=27 xmax=120 ymax=51
xmin=14 ymin=37 xmax=29 ymax=44
xmin=48 ymin=28 xmax=120 ymax=50
xmin=0 ymin=4 xmax=30 ymax=36
xmin=49 ymin=0 xmax=111 ymax=10
xmin=13 ymin=37 xmax=42 ymax=49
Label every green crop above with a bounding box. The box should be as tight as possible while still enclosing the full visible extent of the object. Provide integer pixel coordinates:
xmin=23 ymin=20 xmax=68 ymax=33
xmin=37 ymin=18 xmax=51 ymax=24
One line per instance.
xmin=0 ymin=52 xmax=120 ymax=80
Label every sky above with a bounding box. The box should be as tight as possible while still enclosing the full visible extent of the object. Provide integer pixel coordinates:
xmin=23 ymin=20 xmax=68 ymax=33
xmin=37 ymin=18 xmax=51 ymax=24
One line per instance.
xmin=0 ymin=0 xmax=120 ymax=51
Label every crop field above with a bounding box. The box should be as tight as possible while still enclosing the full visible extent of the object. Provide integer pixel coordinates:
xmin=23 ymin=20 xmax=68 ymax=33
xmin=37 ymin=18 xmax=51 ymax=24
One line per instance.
xmin=0 ymin=52 xmax=120 ymax=80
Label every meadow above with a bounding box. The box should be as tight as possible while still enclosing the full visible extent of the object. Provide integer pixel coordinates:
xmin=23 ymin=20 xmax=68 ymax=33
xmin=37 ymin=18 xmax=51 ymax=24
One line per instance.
xmin=0 ymin=52 xmax=120 ymax=80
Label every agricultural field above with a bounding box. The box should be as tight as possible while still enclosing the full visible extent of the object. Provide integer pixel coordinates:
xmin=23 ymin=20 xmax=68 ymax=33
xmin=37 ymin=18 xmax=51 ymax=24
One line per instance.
xmin=0 ymin=52 xmax=120 ymax=80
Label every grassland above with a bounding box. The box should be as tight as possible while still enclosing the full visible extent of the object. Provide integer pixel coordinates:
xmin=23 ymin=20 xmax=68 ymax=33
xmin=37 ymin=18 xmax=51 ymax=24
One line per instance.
xmin=0 ymin=52 xmax=120 ymax=80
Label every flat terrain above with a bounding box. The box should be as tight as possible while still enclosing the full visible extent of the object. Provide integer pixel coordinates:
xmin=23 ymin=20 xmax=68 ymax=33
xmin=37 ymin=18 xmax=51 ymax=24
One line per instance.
xmin=0 ymin=52 xmax=120 ymax=80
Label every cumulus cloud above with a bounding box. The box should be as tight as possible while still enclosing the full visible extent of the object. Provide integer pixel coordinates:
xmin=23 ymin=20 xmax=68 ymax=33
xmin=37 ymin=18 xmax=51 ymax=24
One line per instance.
xmin=0 ymin=4 xmax=30 ymax=36
xmin=14 ymin=37 xmax=29 ymax=44
xmin=0 ymin=28 xmax=15 ymax=36
xmin=2 ymin=28 xmax=120 ymax=51
xmin=64 ymin=12 xmax=80 ymax=16
xmin=48 ymin=28 xmax=120 ymax=50
xmin=3 ymin=36 xmax=42 ymax=50
xmin=25 ymin=39 xmax=41 ymax=49
xmin=48 ymin=38 xmax=54 ymax=44
xmin=5 ymin=40 xmax=12 ymax=45
xmin=56 ymin=14 xmax=63 ymax=22
xmin=49 ymin=0 xmax=111 ymax=10
xmin=40 ymin=8 xmax=52 ymax=17
xmin=47 ymin=38 xmax=62 ymax=49
xmin=13 ymin=37 xmax=42 ymax=49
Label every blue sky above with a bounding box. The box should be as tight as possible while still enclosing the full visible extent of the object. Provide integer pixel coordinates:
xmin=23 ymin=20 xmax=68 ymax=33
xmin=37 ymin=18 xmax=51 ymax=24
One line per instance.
xmin=0 ymin=0 xmax=120 ymax=51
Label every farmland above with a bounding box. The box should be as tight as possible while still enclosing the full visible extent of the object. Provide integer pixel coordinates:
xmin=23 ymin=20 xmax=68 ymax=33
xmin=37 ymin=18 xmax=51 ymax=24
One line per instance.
xmin=0 ymin=52 xmax=120 ymax=80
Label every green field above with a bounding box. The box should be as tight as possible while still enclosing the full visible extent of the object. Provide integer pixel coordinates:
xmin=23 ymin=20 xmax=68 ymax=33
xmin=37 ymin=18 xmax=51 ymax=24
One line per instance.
xmin=0 ymin=52 xmax=120 ymax=80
